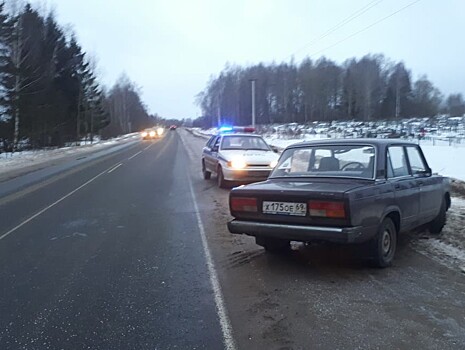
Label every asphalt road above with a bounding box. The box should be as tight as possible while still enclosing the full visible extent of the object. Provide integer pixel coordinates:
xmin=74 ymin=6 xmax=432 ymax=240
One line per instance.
xmin=1 ymin=129 xmax=465 ymax=350
xmin=0 ymin=132 xmax=225 ymax=349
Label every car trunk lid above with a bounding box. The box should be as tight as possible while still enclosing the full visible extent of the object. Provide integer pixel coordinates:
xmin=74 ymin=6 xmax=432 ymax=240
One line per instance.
xmin=230 ymin=178 xmax=368 ymax=226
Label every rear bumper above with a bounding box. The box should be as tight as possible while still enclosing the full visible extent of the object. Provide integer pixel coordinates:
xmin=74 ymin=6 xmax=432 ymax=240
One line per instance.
xmin=228 ymin=219 xmax=375 ymax=244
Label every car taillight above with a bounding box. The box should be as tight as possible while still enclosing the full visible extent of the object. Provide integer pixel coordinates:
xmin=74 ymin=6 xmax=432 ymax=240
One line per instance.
xmin=309 ymin=201 xmax=345 ymax=218
xmin=231 ymin=197 xmax=257 ymax=212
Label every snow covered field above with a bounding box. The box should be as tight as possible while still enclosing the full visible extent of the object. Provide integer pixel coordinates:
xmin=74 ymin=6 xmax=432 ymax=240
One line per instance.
xmin=0 ymin=133 xmax=139 ymax=172
xmin=261 ymin=137 xmax=465 ymax=181
xmin=192 ymin=127 xmax=465 ymax=181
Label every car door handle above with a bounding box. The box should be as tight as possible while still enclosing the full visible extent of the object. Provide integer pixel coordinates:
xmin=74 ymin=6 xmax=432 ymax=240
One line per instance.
xmin=418 ymin=181 xmax=424 ymax=186
xmin=394 ymin=184 xmax=401 ymax=190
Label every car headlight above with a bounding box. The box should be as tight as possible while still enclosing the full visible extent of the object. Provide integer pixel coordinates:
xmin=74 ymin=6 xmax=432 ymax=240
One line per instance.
xmin=270 ymin=160 xmax=278 ymax=168
xmin=149 ymin=131 xmax=156 ymax=137
xmin=141 ymin=131 xmax=148 ymax=137
xmin=157 ymin=128 xmax=164 ymax=136
xmin=230 ymin=158 xmax=247 ymax=169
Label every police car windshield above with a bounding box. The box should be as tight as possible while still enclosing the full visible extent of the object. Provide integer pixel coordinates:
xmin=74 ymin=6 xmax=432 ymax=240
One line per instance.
xmin=221 ymin=136 xmax=270 ymax=151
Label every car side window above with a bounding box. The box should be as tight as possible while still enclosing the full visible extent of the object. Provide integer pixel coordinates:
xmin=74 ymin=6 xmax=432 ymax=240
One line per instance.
xmin=386 ymin=151 xmax=394 ymax=178
xmin=387 ymin=146 xmax=409 ymax=178
xmin=206 ymin=136 xmax=215 ymax=148
xmin=213 ymin=137 xmax=221 ymax=150
xmin=290 ymin=149 xmax=312 ymax=173
xmin=406 ymin=146 xmax=427 ymax=175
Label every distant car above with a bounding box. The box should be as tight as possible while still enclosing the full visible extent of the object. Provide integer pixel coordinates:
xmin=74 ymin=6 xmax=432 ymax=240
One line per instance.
xmin=228 ymin=139 xmax=451 ymax=267
xmin=201 ymin=127 xmax=279 ymax=188
xmin=141 ymin=127 xmax=164 ymax=140
xmin=170 ymin=125 xmax=177 ymax=130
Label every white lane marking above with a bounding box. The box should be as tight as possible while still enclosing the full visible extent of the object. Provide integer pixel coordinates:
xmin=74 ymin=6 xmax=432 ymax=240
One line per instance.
xmin=144 ymin=143 xmax=154 ymax=151
xmin=181 ymin=132 xmax=236 ymax=350
xmin=0 ymin=163 xmax=120 ymax=241
xmin=107 ymin=163 xmax=122 ymax=173
xmin=187 ymin=177 xmax=236 ymax=350
xmin=128 ymin=150 xmax=143 ymax=160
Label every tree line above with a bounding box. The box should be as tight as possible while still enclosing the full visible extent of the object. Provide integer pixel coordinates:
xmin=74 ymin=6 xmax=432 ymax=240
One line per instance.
xmin=0 ymin=1 xmax=156 ymax=151
xmin=196 ymin=55 xmax=465 ymax=128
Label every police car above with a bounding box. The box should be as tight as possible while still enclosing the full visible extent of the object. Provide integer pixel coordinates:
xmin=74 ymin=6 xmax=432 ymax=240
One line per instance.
xmin=201 ymin=127 xmax=279 ymax=188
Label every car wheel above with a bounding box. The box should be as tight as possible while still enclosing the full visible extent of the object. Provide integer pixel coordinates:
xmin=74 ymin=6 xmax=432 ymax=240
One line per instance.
xmin=202 ymin=161 xmax=211 ymax=180
xmin=370 ymin=217 xmax=397 ymax=268
xmin=429 ymin=198 xmax=447 ymax=234
xmin=256 ymin=237 xmax=290 ymax=253
xmin=217 ymin=166 xmax=228 ymax=188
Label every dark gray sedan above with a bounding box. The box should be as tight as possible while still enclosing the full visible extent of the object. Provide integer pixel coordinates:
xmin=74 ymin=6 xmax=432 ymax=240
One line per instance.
xmin=228 ymin=139 xmax=451 ymax=267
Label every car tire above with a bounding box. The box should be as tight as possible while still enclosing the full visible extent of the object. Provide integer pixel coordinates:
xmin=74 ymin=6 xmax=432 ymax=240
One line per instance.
xmin=256 ymin=237 xmax=290 ymax=253
xmin=429 ymin=198 xmax=447 ymax=234
xmin=370 ymin=217 xmax=397 ymax=268
xmin=217 ymin=166 xmax=228 ymax=188
xmin=202 ymin=161 xmax=211 ymax=180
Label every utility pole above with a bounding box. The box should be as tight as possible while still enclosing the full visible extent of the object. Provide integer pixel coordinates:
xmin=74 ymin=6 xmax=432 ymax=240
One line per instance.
xmin=250 ymin=79 xmax=256 ymax=128
xmin=395 ymin=71 xmax=401 ymax=119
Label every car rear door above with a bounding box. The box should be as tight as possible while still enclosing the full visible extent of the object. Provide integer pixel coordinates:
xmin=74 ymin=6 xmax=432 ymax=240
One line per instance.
xmin=387 ymin=146 xmax=420 ymax=230
xmin=405 ymin=145 xmax=443 ymax=224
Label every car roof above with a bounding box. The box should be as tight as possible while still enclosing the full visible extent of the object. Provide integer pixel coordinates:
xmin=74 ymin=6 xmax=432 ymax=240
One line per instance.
xmin=286 ymin=138 xmax=418 ymax=149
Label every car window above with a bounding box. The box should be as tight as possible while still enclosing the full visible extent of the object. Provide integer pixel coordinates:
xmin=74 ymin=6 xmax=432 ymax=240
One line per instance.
xmin=206 ymin=136 xmax=215 ymax=148
xmin=290 ymin=149 xmax=312 ymax=173
xmin=272 ymin=145 xmax=375 ymax=179
xmin=314 ymin=149 xmax=331 ymax=169
xmin=406 ymin=146 xmax=427 ymax=175
xmin=220 ymin=136 xmax=270 ymax=151
xmin=386 ymin=151 xmax=394 ymax=178
xmin=387 ymin=146 xmax=409 ymax=178
xmin=213 ymin=137 xmax=221 ymax=149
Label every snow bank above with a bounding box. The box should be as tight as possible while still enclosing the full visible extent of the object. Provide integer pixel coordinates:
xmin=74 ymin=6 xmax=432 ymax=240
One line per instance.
xmin=0 ymin=133 xmax=139 ymax=171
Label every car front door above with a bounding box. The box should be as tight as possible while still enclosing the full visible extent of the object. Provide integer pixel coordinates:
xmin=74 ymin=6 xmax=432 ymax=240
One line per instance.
xmin=206 ymin=136 xmax=221 ymax=173
xmin=387 ymin=146 xmax=420 ymax=230
xmin=405 ymin=145 xmax=443 ymax=224
xmin=203 ymin=136 xmax=217 ymax=172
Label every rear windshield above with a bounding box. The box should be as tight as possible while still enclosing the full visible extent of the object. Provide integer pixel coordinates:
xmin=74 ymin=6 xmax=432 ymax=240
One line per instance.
xmin=270 ymin=145 xmax=376 ymax=179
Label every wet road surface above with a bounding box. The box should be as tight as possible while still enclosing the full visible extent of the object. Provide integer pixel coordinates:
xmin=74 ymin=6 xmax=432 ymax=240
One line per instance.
xmin=0 ymin=132 xmax=226 ymax=349
xmin=1 ymin=129 xmax=465 ymax=349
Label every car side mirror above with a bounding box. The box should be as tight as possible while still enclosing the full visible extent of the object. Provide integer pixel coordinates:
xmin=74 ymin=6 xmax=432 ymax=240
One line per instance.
xmin=271 ymin=146 xmax=279 ymax=153
xmin=212 ymin=146 xmax=219 ymax=152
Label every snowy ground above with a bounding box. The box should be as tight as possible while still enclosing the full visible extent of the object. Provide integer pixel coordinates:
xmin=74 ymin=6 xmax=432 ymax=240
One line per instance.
xmin=192 ymin=128 xmax=465 ymax=181
xmin=412 ymin=197 xmax=465 ymax=272
xmin=0 ymin=133 xmax=139 ymax=173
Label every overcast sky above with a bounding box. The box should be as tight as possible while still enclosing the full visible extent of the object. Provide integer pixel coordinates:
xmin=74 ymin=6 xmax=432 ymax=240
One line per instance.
xmin=43 ymin=0 xmax=464 ymax=119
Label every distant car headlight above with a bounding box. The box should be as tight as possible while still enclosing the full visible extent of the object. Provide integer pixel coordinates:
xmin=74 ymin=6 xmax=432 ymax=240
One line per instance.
xmin=157 ymin=128 xmax=164 ymax=136
xmin=230 ymin=158 xmax=247 ymax=169
xmin=141 ymin=131 xmax=148 ymax=137
xmin=149 ymin=131 xmax=156 ymax=137
xmin=270 ymin=160 xmax=278 ymax=168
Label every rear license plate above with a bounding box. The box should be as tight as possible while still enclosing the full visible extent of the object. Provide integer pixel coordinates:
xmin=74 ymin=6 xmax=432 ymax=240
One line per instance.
xmin=262 ymin=201 xmax=307 ymax=216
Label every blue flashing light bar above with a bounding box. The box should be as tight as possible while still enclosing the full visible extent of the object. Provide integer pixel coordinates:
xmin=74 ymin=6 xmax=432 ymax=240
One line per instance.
xmin=219 ymin=126 xmax=233 ymax=133
xmin=219 ymin=126 xmax=256 ymax=134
